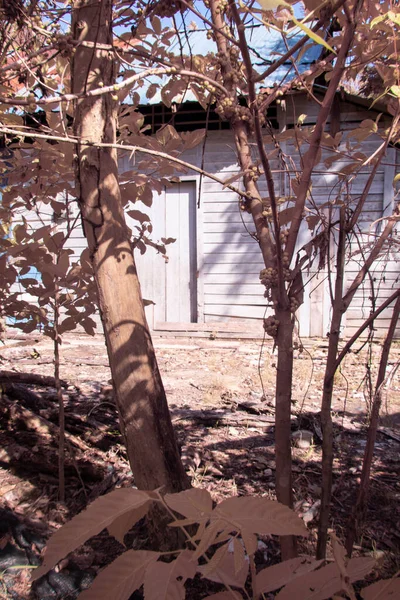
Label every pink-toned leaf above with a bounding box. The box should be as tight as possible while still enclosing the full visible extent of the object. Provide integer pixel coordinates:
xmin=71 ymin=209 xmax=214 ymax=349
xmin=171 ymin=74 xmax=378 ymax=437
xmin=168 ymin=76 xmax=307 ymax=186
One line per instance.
xmin=193 ymin=520 xmax=227 ymax=560
xmin=78 ymin=550 xmax=159 ymax=600
xmin=361 ymin=577 xmax=400 ymax=599
xmin=213 ymin=497 xmax=308 ymax=537
xmin=14 ymin=224 xmax=27 ymax=244
xmin=81 ymin=318 xmax=96 ymax=336
xmin=54 ymin=251 xmax=69 ymax=277
xmin=181 ymin=129 xmax=206 ymax=150
xmin=146 ymin=83 xmax=158 ymax=100
xmin=232 ymin=538 xmax=246 ymax=575
xmin=127 ymin=209 xmax=150 ymax=224
xmin=240 ymin=530 xmax=258 ymax=558
xmin=49 ymin=232 xmax=65 ymax=252
xmin=58 ymin=316 xmax=78 ymax=335
xmin=276 ymin=557 xmax=376 ymax=600
xmin=165 ymin=488 xmax=213 ymax=521
xmin=143 ymin=550 xmax=197 ymax=600
xmin=80 ymin=248 xmax=92 ymax=274
xmin=108 ymin=501 xmax=151 ymax=545
xmin=198 ymin=543 xmax=249 ymax=588
xmin=33 ymin=489 xmax=151 ymax=580
xmin=201 ymin=543 xmax=230 ymax=579
xmin=151 ymin=15 xmax=162 ymax=35
xmin=278 ymin=207 xmax=295 ymax=227
xmin=256 ymin=557 xmax=322 ymax=594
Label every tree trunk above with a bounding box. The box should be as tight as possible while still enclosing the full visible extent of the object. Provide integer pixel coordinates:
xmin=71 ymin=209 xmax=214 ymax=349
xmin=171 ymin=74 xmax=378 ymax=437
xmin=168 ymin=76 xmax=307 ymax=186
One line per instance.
xmin=71 ymin=0 xmax=189 ymax=496
xmin=209 ymin=0 xmax=296 ymax=558
xmin=317 ymin=207 xmax=346 ymax=559
xmin=275 ymin=307 xmax=296 ymax=558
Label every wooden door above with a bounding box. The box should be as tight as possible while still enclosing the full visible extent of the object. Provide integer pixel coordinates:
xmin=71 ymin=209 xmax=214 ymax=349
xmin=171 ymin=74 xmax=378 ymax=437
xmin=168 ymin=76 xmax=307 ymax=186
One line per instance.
xmin=133 ymin=182 xmax=197 ymax=326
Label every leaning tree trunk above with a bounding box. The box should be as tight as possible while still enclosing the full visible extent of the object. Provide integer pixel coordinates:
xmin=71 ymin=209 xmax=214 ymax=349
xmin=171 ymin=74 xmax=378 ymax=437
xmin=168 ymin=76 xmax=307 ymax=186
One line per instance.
xmin=209 ymin=0 xmax=296 ymax=559
xmin=71 ymin=0 xmax=189 ymax=496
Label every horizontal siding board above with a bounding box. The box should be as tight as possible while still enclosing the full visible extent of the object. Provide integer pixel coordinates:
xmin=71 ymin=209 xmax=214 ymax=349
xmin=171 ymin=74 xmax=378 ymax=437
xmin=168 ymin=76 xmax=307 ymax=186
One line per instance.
xmin=204 ymin=273 xmax=261 ymax=285
xmin=205 ymin=294 xmax=267 ymax=306
xmin=204 ymin=284 xmax=263 ymax=295
xmin=203 ymin=204 xmax=240 ymax=213
xmin=203 ymin=252 xmax=262 ymax=264
xmin=204 ymin=232 xmax=258 ymax=244
xmin=204 ymin=304 xmax=267 ymax=319
xmin=203 ymin=262 xmax=263 ymax=274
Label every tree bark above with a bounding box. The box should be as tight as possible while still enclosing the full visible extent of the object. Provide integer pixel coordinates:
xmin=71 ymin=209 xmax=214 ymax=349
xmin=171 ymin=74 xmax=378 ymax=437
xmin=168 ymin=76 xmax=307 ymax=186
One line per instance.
xmin=210 ymin=0 xmax=296 ymax=558
xmin=317 ymin=206 xmax=346 ymax=559
xmin=71 ymin=0 xmax=189 ymax=497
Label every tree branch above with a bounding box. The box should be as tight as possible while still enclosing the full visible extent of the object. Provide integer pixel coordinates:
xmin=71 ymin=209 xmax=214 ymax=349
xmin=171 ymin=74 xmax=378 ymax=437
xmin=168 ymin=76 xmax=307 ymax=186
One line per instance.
xmin=0 ymin=125 xmax=252 ymax=200
xmin=334 ymin=287 xmax=400 ymax=372
xmin=285 ymin=4 xmax=359 ymax=261
xmin=0 ymin=66 xmax=228 ymax=106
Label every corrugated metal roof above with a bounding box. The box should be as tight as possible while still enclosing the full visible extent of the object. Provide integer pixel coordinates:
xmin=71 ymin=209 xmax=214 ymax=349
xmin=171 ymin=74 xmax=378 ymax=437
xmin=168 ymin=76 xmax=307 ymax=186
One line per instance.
xmin=139 ymin=25 xmax=321 ymax=104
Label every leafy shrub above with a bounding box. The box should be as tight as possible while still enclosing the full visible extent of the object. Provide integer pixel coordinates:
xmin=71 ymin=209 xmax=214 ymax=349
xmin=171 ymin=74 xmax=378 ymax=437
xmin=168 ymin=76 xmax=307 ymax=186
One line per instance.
xmin=31 ymin=488 xmax=383 ymax=600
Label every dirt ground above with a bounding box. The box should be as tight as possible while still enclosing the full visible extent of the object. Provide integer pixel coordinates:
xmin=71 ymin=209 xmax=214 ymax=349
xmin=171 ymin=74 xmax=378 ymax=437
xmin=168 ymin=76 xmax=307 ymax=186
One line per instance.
xmin=0 ymin=330 xmax=399 ymax=598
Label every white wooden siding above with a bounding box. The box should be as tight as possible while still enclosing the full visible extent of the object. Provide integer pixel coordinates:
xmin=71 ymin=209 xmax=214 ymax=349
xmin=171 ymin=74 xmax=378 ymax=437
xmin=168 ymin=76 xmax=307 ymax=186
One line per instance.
xmin=9 ymin=95 xmax=399 ymax=338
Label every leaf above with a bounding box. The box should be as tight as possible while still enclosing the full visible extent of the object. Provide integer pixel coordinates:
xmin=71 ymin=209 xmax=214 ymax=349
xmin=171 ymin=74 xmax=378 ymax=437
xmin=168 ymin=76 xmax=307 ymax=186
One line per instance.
xmin=151 ymin=15 xmax=162 ymax=35
xmin=198 ymin=542 xmax=249 ymax=588
xmin=108 ymin=501 xmax=151 ymax=545
xmin=193 ymin=520 xmax=227 ymax=560
xmin=393 ymin=173 xmax=400 ymax=185
xmin=222 ymin=172 xmax=245 ymax=189
xmin=256 ymin=557 xmax=322 ymax=594
xmin=143 ymin=298 xmax=155 ymax=307
xmin=49 ymin=232 xmax=65 ymax=252
xmin=201 ymin=543 xmax=230 ymax=579
xmin=156 ymin=124 xmax=180 ymax=147
xmin=232 ymin=538 xmax=246 ymax=574
xmin=213 ymin=497 xmax=308 ymax=537
xmin=54 ymin=252 xmax=70 ymax=278
xmin=58 ymin=316 xmax=78 ymax=335
xmin=143 ymin=550 xmax=197 ymax=600
xmin=181 ymin=129 xmax=206 ymax=150
xmin=291 ymin=17 xmax=336 ymax=54
xmin=276 ymin=557 xmax=376 ymax=600
xmin=279 ymin=207 xmax=295 ymax=227
xmin=78 ymin=550 xmax=159 ymax=600
xmin=361 ymin=577 xmax=400 ymax=599
xmin=32 ymin=489 xmax=151 ymax=580
xmin=146 ymin=84 xmax=158 ymax=100
xmin=80 ymin=248 xmax=93 ymax=274
xmin=79 ymin=316 xmax=96 ymax=336
xmin=161 ymin=237 xmax=176 ymax=245
xmin=127 ymin=209 xmax=150 ymax=224
xmin=390 ymin=85 xmax=400 ymax=97
xmin=165 ymin=488 xmax=213 ymax=522
xmin=14 ymin=224 xmax=27 ymax=244
xmin=240 ymin=530 xmax=258 ymax=558
xmin=331 ymin=532 xmax=347 ymax=581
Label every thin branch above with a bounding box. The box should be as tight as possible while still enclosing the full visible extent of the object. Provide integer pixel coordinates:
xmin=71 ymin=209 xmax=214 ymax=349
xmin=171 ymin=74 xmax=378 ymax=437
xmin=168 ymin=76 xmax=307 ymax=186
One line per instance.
xmin=334 ymin=287 xmax=400 ymax=372
xmin=285 ymin=6 xmax=359 ymax=262
xmin=343 ymin=203 xmax=400 ymax=309
xmin=0 ymin=66 xmax=228 ymax=106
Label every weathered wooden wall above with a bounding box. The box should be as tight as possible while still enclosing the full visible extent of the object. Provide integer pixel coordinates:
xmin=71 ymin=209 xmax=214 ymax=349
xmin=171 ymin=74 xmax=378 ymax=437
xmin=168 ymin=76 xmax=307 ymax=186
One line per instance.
xmin=9 ymin=93 xmax=400 ymax=338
